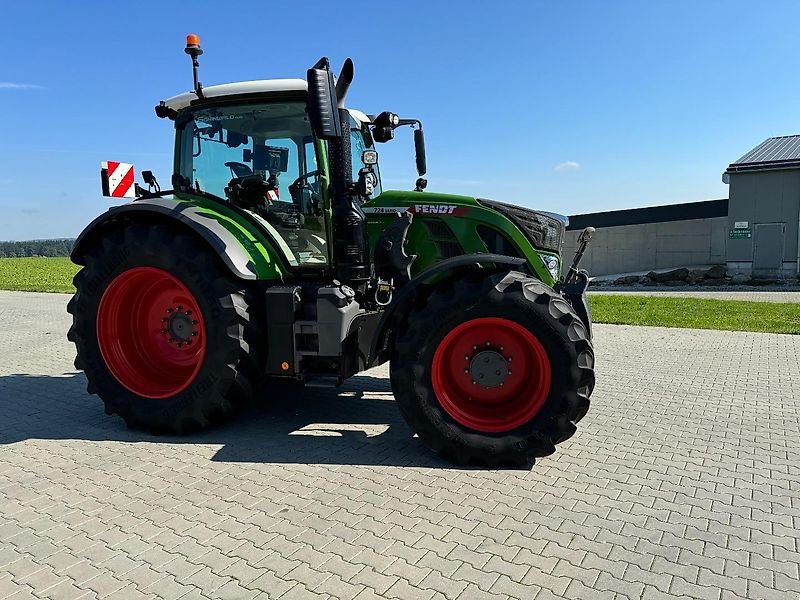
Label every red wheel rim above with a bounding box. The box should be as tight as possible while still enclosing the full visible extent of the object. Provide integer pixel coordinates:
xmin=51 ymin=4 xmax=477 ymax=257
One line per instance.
xmin=96 ymin=267 xmax=206 ymax=399
xmin=431 ymin=317 xmax=551 ymax=433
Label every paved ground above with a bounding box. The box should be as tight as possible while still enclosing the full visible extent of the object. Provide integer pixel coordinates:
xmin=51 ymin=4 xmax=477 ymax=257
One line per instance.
xmin=0 ymin=290 xmax=799 ymax=600
xmin=590 ymin=290 xmax=800 ymax=303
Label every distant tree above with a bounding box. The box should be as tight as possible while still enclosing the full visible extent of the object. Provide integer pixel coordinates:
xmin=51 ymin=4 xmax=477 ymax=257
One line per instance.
xmin=0 ymin=239 xmax=75 ymax=258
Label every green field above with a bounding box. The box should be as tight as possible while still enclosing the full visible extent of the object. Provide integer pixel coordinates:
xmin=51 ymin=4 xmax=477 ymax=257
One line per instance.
xmin=0 ymin=257 xmax=798 ymax=334
xmin=0 ymin=257 xmax=79 ymax=293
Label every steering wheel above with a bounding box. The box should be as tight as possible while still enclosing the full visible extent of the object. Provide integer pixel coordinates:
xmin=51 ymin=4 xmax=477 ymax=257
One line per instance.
xmin=224 ymin=162 xmax=253 ymax=178
xmin=290 ymin=170 xmax=321 ymax=188
xmin=289 ymin=170 xmax=322 ymax=214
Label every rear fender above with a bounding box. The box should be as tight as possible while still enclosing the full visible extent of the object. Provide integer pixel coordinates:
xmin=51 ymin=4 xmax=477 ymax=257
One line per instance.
xmin=367 ymin=254 xmax=526 ymax=368
xmin=71 ymin=197 xmax=288 ymax=280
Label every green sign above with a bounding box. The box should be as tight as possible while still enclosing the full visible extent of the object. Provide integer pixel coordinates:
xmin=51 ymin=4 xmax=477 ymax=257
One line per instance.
xmin=729 ymin=228 xmax=752 ymax=239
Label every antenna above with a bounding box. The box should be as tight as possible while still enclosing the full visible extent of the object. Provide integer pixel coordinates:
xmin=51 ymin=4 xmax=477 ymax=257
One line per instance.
xmin=184 ymin=34 xmax=204 ymax=99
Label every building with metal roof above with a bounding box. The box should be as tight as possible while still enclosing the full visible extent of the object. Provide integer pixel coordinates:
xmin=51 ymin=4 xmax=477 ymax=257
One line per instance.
xmin=562 ymin=133 xmax=800 ymax=280
xmin=726 ymin=134 xmax=800 ymax=173
xmin=723 ymin=135 xmax=800 ymax=277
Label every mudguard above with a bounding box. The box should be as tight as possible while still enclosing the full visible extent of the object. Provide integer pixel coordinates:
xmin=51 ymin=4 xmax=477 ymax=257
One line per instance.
xmin=71 ymin=197 xmax=288 ymax=280
xmin=367 ymin=253 xmax=526 ymax=368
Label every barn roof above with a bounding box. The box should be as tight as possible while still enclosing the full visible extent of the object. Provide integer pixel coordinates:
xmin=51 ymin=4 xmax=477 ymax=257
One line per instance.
xmin=727 ymin=135 xmax=800 ymax=173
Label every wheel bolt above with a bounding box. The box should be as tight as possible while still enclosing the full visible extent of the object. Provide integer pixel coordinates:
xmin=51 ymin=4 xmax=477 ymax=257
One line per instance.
xmin=167 ymin=308 xmax=173 ymax=313
xmin=500 ymin=346 xmax=504 ymax=351
xmin=191 ymin=331 xmax=198 ymax=337
xmin=508 ymin=357 xmax=512 ymax=362
xmin=486 ymin=342 xmax=490 ymax=346
xmin=464 ymin=369 xmax=469 ymax=374
xmin=472 ymin=345 xmax=477 ymax=350
xmin=464 ymin=355 xmax=469 ymax=361
xmin=471 ymin=380 xmax=477 ymax=385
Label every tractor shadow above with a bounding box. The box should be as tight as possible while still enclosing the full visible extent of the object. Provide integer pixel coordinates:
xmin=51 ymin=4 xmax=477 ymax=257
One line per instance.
xmin=0 ymin=372 xmax=456 ymax=469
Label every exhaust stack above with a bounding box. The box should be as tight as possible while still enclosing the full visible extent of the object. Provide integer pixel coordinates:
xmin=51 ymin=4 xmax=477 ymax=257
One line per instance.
xmin=335 ymin=58 xmax=354 ymax=108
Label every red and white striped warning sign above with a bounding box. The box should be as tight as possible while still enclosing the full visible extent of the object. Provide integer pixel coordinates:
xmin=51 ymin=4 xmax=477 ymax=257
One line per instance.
xmin=101 ymin=161 xmax=136 ymax=198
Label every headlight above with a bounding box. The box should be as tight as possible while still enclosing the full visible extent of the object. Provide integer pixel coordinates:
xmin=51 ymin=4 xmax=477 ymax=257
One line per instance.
xmin=540 ymin=254 xmax=561 ymax=280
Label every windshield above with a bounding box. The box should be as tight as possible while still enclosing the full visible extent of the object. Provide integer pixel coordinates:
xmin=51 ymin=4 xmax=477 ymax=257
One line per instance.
xmin=177 ymin=101 xmax=328 ymax=266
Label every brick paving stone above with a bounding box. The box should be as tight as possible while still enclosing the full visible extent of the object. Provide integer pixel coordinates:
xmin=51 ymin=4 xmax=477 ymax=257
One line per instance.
xmin=0 ymin=291 xmax=798 ymax=599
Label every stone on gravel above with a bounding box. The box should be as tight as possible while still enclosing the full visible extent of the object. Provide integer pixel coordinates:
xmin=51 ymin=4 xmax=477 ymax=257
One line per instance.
xmin=687 ymin=269 xmax=706 ymax=284
xmin=648 ymin=268 xmax=689 ymax=283
xmin=706 ymin=265 xmax=726 ymax=279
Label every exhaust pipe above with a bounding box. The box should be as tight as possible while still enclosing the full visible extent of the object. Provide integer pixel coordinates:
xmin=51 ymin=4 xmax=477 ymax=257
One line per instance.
xmin=335 ymin=58 xmax=354 ymax=108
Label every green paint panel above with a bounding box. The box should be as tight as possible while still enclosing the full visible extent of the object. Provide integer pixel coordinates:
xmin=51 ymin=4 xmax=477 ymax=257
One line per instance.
xmin=173 ymin=192 xmax=289 ymax=280
xmin=363 ymin=190 xmax=559 ymax=286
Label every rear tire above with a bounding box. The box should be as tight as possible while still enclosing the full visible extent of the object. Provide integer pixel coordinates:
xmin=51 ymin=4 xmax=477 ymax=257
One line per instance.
xmin=390 ymin=270 xmax=595 ymax=468
xmin=67 ymin=223 xmax=263 ymax=434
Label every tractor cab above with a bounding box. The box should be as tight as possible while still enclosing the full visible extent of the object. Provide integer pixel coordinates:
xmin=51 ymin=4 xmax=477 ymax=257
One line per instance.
xmin=160 ymin=82 xmax=380 ymax=268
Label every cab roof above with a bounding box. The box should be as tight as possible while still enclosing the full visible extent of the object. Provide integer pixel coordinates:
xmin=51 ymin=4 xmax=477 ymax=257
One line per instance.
xmin=163 ymin=79 xmax=308 ymax=111
xmin=162 ymin=79 xmax=371 ymax=124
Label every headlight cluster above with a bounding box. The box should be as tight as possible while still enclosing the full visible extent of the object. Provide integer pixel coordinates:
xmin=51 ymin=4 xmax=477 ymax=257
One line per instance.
xmin=477 ymin=198 xmax=567 ymax=255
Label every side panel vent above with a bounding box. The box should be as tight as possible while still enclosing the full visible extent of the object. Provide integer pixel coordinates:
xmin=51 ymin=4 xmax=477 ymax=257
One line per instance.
xmin=422 ymin=219 xmax=463 ymax=259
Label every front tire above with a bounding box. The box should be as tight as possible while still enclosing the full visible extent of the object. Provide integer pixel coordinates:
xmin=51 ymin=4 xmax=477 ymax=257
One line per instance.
xmin=67 ymin=224 xmax=263 ymax=434
xmin=390 ymin=270 xmax=595 ymax=468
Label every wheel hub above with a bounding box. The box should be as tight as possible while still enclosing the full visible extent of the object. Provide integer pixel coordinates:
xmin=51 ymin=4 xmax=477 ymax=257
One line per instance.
xmin=165 ymin=309 xmax=196 ymax=344
xmin=468 ymin=350 xmax=509 ymax=388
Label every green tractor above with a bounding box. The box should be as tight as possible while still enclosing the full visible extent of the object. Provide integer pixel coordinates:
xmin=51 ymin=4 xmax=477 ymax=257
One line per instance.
xmin=68 ymin=35 xmax=596 ymax=467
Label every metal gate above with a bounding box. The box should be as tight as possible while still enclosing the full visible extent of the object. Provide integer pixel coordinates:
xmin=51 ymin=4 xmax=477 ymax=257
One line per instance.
xmin=752 ymin=222 xmax=785 ymax=277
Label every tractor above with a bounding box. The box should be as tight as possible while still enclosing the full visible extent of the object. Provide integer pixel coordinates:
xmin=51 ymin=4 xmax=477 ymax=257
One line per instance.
xmin=67 ymin=35 xmax=596 ymax=467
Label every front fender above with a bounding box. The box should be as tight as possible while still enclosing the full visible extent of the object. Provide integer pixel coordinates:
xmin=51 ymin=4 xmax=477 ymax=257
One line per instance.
xmin=367 ymin=253 xmax=526 ymax=368
xmin=72 ymin=197 xmax=288 ymax=281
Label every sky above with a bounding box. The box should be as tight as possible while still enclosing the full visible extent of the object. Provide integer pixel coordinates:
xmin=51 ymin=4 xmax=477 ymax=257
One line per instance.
xmin=2 ymin=0 xmax=800 ymax=240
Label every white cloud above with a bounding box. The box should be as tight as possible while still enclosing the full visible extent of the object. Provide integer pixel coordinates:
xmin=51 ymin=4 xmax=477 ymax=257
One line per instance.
xmin=554 ymin=161 xmax=581 ymax=172
xmin=0 ymin=82 xmax=44 ymax=90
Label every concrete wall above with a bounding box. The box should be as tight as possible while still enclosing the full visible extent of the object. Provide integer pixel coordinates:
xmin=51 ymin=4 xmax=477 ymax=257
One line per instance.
xmin=564 ymin=216 xmax=727 ymax=276
xmin=727 ymin=169 xmax=800 ymax=276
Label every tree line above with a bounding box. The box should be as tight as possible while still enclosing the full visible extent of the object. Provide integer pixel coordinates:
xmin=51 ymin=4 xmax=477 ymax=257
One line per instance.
xmin=0 ymin=239 xmax=75 ymax=258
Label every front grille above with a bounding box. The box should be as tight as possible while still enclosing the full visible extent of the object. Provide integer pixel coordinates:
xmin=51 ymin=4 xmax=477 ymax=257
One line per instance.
xmin=477 ymin=199 xmax=566 ymax=254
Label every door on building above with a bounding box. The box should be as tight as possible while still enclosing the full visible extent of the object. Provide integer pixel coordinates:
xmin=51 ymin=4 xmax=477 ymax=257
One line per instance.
xmin=752 ymin=222 xmax=785 ymax=277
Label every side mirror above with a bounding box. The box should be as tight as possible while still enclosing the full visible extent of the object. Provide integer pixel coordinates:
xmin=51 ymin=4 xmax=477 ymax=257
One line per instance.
xmin=414 ymin=129 xmax=427 ymax=176
xmin=306 ymin=58 xmax=341 ymax=140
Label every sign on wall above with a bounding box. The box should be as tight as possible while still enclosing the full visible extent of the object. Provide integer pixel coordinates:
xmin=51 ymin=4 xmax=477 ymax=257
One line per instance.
xmin=734 ymin=221 xmax=749 ymax=229
xmin=729 ymin=228 xmax=752 ymax=239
